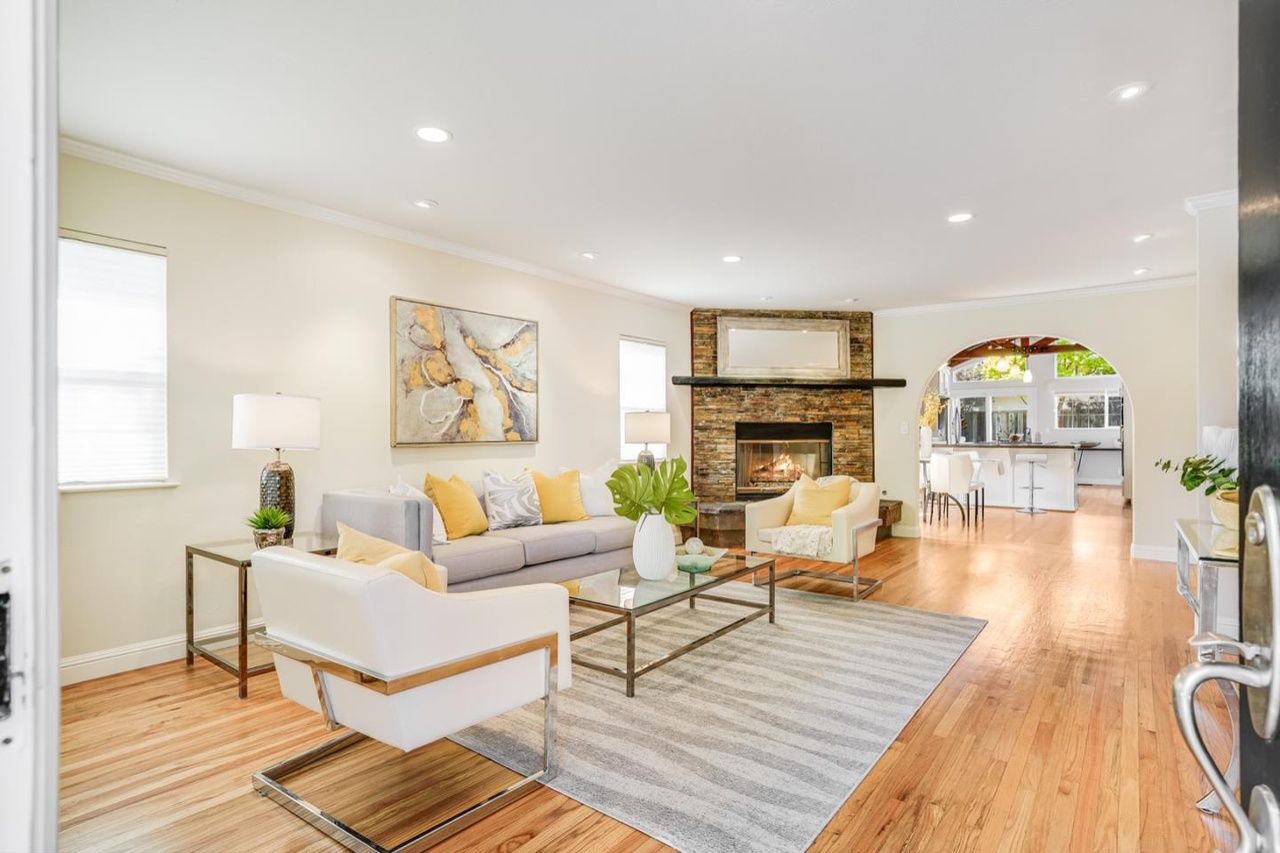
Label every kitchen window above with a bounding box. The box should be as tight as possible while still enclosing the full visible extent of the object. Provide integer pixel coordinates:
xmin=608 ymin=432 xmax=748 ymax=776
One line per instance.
xmin=950 ymin=393 xmax=1028 ymax=442
xmin=1055 ymin=392 xmax=1123 ymax=430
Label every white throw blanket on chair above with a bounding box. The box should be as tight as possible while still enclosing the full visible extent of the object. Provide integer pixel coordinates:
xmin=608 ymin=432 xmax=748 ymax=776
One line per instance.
xmin=772 ymin=524 xmax=834 ymax=559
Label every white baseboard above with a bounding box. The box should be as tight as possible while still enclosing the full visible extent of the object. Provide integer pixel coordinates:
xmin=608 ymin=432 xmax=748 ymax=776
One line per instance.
xmin=60 ymin=618 xmax=265 ymax=685
xmin=1219 ymin=617 xmax=1241 ymax=641
xmin=1079 ymin=478 xmax=1123 ymax=487
xmin=1130 ymin=544 xmax=1177 ymax=563
xmin=890 ymin=524 xmax=921 ymax=539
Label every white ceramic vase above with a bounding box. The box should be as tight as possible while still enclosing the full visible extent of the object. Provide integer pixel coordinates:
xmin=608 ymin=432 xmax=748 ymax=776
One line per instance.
xmin=632 ymin=512 xmax=675 ymax=580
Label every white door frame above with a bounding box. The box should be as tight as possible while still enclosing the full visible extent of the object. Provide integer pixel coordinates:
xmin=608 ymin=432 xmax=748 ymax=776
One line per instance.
xmin=0 ymin=0 xmax=60 ymax=849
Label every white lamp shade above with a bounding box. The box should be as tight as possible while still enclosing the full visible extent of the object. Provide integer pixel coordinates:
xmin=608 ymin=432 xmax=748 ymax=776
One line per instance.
xmin=624 ymin=410 xmax=671 ymax=444
xmin=232 ymin=393 xmax=321 ymax=451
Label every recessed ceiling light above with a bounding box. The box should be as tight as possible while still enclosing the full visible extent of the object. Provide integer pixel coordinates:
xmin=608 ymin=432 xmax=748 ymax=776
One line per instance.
xmin=1132 ymin=233 xmax=1153 ymax=243
xmin=760 ymin=296 xmax=774 ymax=302
xmin=415 ymin=126 xmax=452 ymax=143
xmin=1133 ymin=267 xmax=1150 ymax=275
xmin=1110 ymin=81 xmax=1152 ymax=102
xmin=412 ymin=199 xmax=438 ymax=209
xmin=843 ymin=298 xmax=858 ymax=303
xmin=947 ymin=212 xmax=974 ymax=223
xmin=580 ymin=252 xmax=597 ymax=260
xmin=723 ymin=255 xmax=742 ymax=263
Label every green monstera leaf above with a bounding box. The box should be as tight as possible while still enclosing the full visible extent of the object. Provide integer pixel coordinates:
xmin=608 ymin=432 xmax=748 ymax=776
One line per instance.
xmin=607 ymin=456 xmax=697 ymax=525
xmin=606 ymin=462 xmax=653 ymax=522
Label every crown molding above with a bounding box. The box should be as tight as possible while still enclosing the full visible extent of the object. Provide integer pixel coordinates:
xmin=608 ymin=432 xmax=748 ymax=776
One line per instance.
xmin=874 ymin=275 xmax=1196 ymax=318
xmin=58 ymin=137 xmax=690 ymax=312
xmin=1184 ymin=189 xmax=1238 ymax=215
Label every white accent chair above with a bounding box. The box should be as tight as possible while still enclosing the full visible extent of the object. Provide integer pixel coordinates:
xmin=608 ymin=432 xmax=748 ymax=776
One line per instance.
xmin=250 ymin=547 xmax=571 ymax=852
xmin=744 ymin=478 xmax=883 ymax=599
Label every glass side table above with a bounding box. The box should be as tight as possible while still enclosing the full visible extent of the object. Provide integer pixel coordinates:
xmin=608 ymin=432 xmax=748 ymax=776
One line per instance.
xmin=1175 ymin=518 xmax=1240 ymax=815
xmin=185 ymin=533 xmax=336 ymax=698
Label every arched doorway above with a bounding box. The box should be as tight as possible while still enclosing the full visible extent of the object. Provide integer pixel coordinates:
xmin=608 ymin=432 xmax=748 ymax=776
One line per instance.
xmin=917 ymin=336 xmax=1131 ymax=520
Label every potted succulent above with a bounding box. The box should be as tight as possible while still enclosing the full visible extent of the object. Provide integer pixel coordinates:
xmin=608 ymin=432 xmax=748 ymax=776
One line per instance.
xmin=607 ymin=456 xmax=698 ymax=580
xmin=246 ymin=506 xmax=293 ymax=548
xmin=1155 ymin=455 xmax=1240 ymax=530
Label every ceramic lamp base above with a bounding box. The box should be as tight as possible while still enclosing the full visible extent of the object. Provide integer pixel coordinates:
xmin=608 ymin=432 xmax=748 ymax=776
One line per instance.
xmin=260 ymin=460 xmax=295 ymax=537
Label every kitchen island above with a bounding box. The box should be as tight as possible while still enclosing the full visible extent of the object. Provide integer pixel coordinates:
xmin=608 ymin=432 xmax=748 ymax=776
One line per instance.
xmin=933 ymin=443 xmax=1079 ymax=511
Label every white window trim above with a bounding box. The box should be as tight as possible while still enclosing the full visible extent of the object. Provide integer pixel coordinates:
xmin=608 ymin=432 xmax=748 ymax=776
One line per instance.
xmin=59 ymin=480 xmax=180 ymax=494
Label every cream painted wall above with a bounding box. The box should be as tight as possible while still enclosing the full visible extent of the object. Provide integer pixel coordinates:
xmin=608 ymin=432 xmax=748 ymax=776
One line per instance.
xmin=57 ymin=155 xmax=691 ymax=671
xmin=874 ymin=282 xmax=1200 ymax=559
xmin=1193 ymin=201 xmax=1239 ymax=432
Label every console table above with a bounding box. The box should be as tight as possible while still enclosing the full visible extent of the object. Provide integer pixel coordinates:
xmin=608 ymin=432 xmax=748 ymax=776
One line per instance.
xmin=1174 ymin=518 xmax=1240 ymax=814
xmin=185 ymin=533 xmax=336 ymax=698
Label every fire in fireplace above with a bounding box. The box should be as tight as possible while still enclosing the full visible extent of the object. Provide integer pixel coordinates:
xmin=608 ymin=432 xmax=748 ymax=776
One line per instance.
xmin=735 ymin=422 xmax=834 ymax=499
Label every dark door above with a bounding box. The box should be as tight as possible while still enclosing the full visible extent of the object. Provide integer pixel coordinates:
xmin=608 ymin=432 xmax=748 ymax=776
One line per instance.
xmin=1238 ymin=0 xmax=1280 ymax=809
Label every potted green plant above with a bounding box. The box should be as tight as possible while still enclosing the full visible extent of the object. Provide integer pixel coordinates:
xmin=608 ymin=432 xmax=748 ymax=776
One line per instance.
xmin=246 ymin=506 xmax=293 ymax=548
xmin=607 ymin=456 xmax=697 ymax=580
xmin=1155 ymin=455 xmax=1240 ymax=529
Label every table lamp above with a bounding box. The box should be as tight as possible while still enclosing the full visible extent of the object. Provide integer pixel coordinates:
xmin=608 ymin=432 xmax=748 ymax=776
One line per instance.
xmin=625 ymin=410 xmax=670 ymax=469
xmin=232 ymin=393 xmax=320 ymax=537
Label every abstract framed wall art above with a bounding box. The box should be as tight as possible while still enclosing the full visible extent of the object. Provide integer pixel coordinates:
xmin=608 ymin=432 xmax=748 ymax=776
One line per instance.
xmin=390 ymin=297 xmax=538 ymax=445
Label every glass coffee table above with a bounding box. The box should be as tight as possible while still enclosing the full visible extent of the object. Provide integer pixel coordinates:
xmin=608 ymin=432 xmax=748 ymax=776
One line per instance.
xmin=567 ymin=554 xmax=776 ymax=696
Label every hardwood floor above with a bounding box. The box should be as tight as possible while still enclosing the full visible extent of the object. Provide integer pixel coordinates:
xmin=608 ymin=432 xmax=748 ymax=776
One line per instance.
xmin=60 ymin=486 xmax=1234 ymax=851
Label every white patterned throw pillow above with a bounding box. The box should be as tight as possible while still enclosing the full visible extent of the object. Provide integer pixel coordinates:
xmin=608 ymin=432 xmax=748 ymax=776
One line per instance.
xmin=482 ymin=470 xmax=543 ymax=530
xmin=391 ymin=476 xmax=447 ymax=545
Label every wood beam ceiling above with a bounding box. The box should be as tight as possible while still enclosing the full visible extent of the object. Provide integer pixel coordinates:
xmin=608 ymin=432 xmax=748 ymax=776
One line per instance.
xmin=947 ymin=337 xmax=1090 ymax=367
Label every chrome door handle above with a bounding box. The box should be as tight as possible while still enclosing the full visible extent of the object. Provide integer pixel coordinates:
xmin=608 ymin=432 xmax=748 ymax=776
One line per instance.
xmin=1190 ymin=631 xmax=1270 ymax=662
xmin=1174 ymin=659 xmax=1273 ymax=851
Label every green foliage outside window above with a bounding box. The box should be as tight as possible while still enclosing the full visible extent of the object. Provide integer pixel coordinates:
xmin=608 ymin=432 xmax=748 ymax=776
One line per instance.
xmin=1055 ymin=341 xmax=1116 ymax=377
xmin=952 ymin=354 xmax=1027 ymax=382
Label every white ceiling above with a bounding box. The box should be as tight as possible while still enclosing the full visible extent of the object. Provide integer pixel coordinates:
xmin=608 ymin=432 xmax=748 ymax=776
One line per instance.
xmin=59 ymin=0 xmax=1235 ymax=311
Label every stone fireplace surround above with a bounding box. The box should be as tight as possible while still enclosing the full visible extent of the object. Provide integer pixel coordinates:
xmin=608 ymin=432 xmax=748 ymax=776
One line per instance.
xmin=688 ymin=309 xmax=875 ymax=502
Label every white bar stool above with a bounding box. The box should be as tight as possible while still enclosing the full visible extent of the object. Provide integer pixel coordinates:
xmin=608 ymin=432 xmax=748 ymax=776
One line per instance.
xmin=1015 ymin=453 xmax=1048 ymax=514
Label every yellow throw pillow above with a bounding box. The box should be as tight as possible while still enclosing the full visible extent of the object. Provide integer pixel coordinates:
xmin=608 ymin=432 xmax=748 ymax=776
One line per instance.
xmin=335 ymin=522 xmax=445 ymax=592
xmin=423 ymin=473 xmax=489 ymax=539
xmin=377 ymin=550 xmax=446 ymax=593
xmin=531 ymin=469 xmax=589 ymax=523
xmin=337 ymin=521 xmax=409 ymax=564
xmin=786 ymin=475 xmax=852 ymax=526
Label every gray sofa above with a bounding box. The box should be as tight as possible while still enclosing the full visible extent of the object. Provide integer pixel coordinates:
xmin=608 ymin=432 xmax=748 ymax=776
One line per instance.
xmin=321 ymin=486 xmax=636 ymax=592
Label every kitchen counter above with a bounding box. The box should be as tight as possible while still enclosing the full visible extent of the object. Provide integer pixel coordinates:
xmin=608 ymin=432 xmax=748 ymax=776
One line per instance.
xmin=929 ymin=443 xmax=1079 ymax=511
xmin=935 ymin=442 xmax=1082 ymax=450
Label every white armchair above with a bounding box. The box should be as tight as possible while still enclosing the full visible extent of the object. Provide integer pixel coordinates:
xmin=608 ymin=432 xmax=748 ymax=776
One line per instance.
xmin=250 ymin=547 xmax=571 ymax=852
xmin=744 ymin=478 xmax=883 ymax=599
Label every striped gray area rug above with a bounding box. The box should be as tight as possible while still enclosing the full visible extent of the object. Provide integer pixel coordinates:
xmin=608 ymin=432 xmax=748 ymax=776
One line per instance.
xmin=453 ymin=584 xmax=984 ymax=853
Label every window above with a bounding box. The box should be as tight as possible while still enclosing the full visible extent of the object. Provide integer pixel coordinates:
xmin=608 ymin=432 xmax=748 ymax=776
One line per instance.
xmin=58 ymin=236 xmax=169 ymax=486
xmin=952 ymin=354 xmax=1027 ymax=382
xmin=619 ymin=337 xmax=667 ymax=459
xmin=957 ymin=396 xmax=988 ymax=442
xmin=1108 ymin=393 xmax=1124 ymax=427
xmin=948 ymin=393 xmax=1027 ymax=442
xmin=1055 ymin=342 xmax=1117 ymax=377
xmin=991 ymin=394 xmax=1029 ymax=441
xmin=1055 ymin=392 xmax=1123 ymax=430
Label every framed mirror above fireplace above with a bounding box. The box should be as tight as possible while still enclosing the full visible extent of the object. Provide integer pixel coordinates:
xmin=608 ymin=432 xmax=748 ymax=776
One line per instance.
xmin=735 ymin=422 xmax=834 ymax=499
xmin=717 ymin=316 xmax=850 ymax=379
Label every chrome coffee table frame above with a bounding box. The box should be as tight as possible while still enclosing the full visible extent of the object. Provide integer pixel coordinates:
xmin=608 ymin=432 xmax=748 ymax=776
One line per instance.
xmin=568 ymin=556 xmax=776 ymax=697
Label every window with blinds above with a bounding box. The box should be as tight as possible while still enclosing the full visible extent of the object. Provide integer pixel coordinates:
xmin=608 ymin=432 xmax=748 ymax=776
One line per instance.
xmin=619 ymin=337 xmax=668 ymax=459
xmin=57 ymin=236 xmax=169 ymax=486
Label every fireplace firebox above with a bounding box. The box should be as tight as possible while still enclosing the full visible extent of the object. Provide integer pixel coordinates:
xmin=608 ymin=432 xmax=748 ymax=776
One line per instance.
xmin=735 ymin=422 xmax=834 ymax=499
